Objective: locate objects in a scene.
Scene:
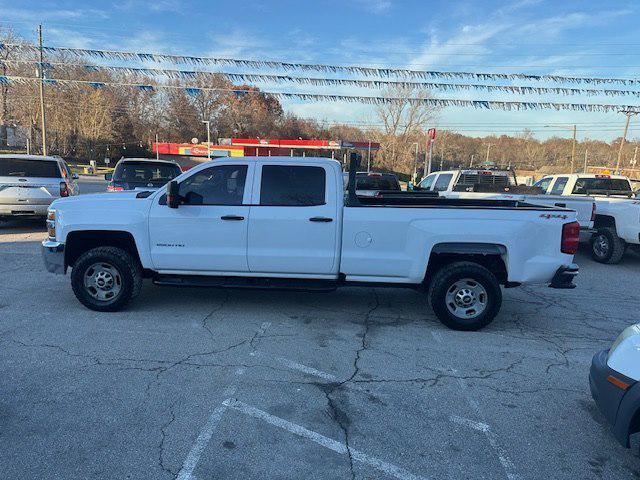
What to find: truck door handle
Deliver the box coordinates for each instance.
[554,203,566,208]
[220,215,245,221]
[309,216,333,222]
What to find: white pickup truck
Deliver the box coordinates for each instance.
[415,169,596,232]
[42,156,580,331]
[534,173,640,264]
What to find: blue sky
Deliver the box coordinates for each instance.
[2,0,640,141]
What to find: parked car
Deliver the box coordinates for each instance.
[0,154,78,220]
[342,171,402,196]
[106,158,182,192]
[416,169,596,233]
[43,156,579,331]
[590,323,640,456]
[534,173,639,263]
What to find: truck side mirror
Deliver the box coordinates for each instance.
[167,180,180,209]
[104,173,112,181]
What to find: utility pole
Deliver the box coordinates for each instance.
[616,110,638,173]
[631,145,638,171]
[570,124,577,173]
[470,154,475,167]
[202,120,211,159]
[412,142,419,183]
[366,140,371,172]
[485,143,493,163]
[37,24,47,156]
[583,149,588,173]
[155,133,159,160]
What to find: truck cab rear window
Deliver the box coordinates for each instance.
[356,175,400,191]
[572,178,631,194]
[0,158,61,178]
[260,165,325,206]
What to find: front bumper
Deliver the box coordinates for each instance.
[42,240,66,274]
[590,349,640,453]
[549,263,578,289]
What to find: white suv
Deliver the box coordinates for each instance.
[0,154,79,220]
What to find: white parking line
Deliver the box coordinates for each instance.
[175,404,228,480]
[431,330,520,480]
[224,398,429,480]
[175,322,271,480]
[250,351,338,382]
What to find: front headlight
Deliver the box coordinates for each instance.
[47,209,56,240]
[608,323,640,361]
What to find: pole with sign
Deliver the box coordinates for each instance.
[424,128,436,177]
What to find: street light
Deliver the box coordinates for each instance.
[411,142,419,183]
[202,120,211,159]
[544,124,577,173]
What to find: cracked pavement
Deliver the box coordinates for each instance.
[1,209,640,479]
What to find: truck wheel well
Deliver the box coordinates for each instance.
[65,231,141,269]
[424,252,508,286]
[593,214,616,230]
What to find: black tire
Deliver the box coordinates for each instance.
[590,227,625,264]
[71,246,142,312]
[429,261,502,331]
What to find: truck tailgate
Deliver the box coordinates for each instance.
[521,194,594,230]
[0,177,61,205]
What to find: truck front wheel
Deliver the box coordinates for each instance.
[590,227,625,264]
[429,262,502,331]
[71,247,142,312]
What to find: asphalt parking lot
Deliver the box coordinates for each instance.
[1,177,639,479]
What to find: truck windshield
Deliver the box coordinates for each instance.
[572,178,631,194]
[113,161,181,183]
[0,158,61,178]
[356,175,400,190]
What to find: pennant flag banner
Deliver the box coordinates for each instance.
[2,60,640,98]
[2,75,640,113]
[3,43,640,87]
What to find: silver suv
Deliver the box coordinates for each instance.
[0,154,79,220]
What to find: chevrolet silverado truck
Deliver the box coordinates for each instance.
[534,173,639,264]
[415,168,596,232]
[42,156,580,331]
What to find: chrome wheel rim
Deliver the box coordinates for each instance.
[445,278,488,319]
[593,234,609,258]
[84,262,122,301]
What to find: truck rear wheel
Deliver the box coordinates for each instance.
[71,247,142,312]
[429,262,502,331]
[590,227,625,264]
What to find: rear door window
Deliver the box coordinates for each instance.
[0,158,62,178]
[549,177,569,195]
[433,173,454,192]
[260,165,326,206]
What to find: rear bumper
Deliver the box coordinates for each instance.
[0,204,50,217]
[590,349,640,453]
[41,240,66,274]
[549,263,578,289]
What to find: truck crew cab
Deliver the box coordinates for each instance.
[43,156,580,331]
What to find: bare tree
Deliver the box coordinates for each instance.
[374,86,438,173]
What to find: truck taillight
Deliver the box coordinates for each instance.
[107,184,124,192]
[561,221,580,254]
[60,182,69,197]
[590,203,596,222]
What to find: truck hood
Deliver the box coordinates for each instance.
[51,190,151,209]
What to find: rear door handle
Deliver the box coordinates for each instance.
[554,203,567,208]
[309,216,333,222]
[221,215,245,221]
